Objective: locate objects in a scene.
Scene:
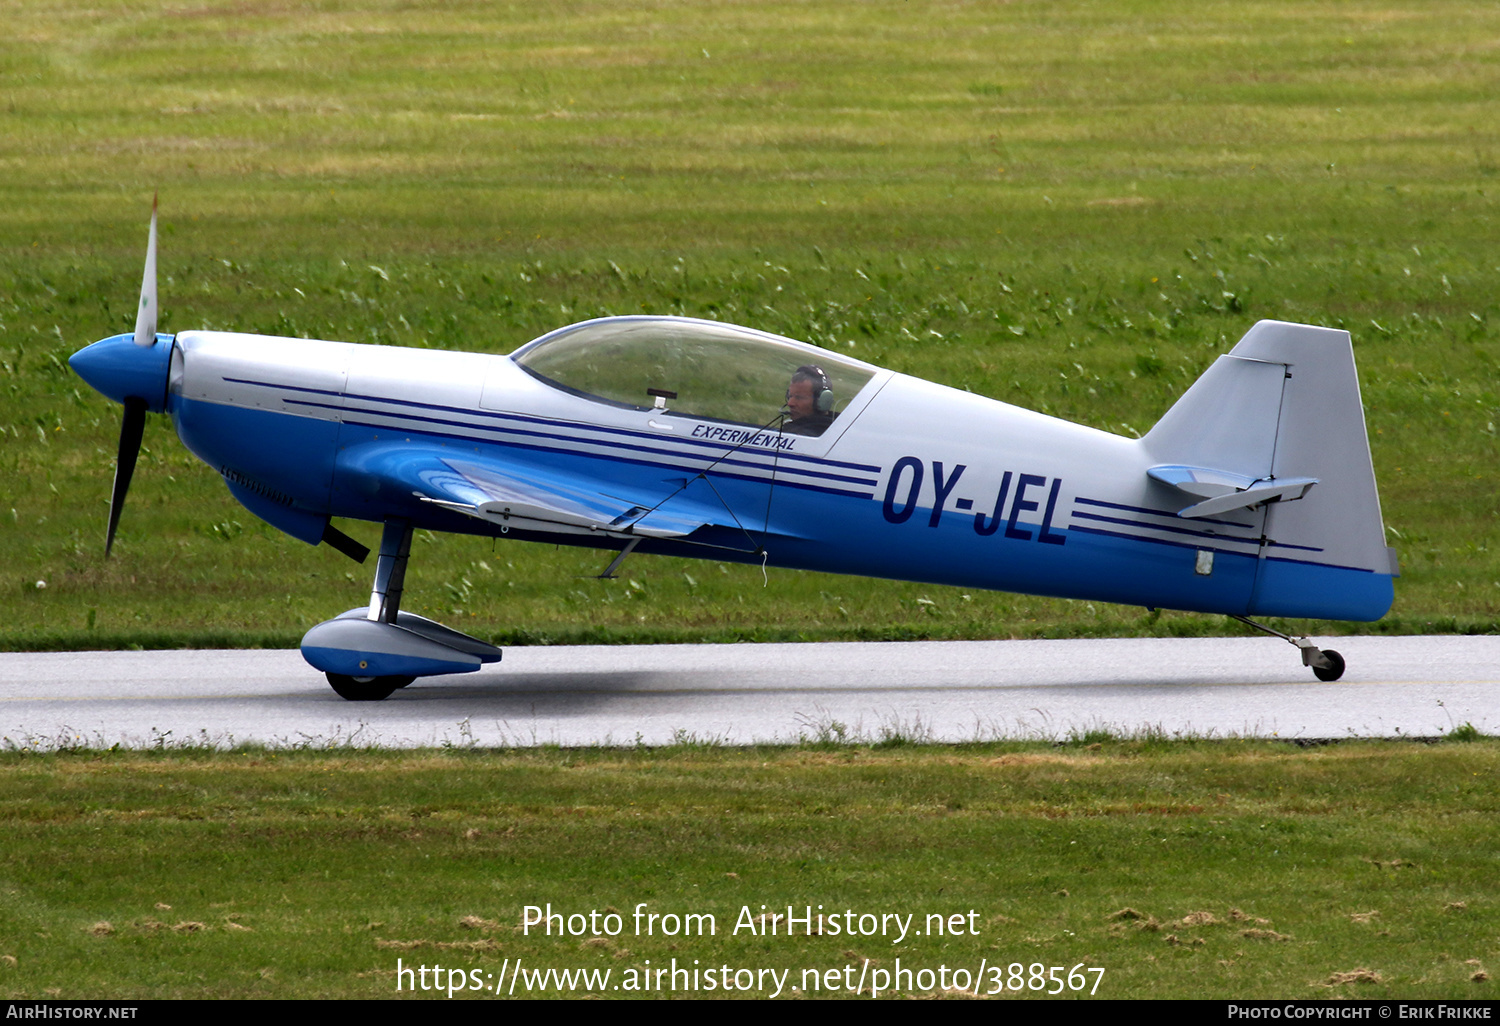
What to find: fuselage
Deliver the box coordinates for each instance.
[131,321,1391,622]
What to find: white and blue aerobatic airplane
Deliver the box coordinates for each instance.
[71,204,1397,699]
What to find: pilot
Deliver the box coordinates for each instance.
[783,364,836,436]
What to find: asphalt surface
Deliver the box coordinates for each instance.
[1,635,1495,748]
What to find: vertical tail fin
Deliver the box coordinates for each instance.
[1144,320,1395,620]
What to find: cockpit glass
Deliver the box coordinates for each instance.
[513,318,876,437]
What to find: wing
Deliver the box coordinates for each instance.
[340,443,740,539]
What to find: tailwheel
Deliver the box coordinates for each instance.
[1229,614,1349,682]
[1311,649,1345,682]
[326,672,414,701]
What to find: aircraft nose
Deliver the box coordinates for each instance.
[69,332,174,413]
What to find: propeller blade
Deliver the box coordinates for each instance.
[105,396,147,557]
[132,195,158,347]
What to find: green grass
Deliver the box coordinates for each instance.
[1,0,1497,648]
[1,740,1497,999]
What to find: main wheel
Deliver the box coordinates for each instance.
[1312,650,1345,682]
[325,672,414,701]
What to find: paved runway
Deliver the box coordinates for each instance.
[1,636,1495,748]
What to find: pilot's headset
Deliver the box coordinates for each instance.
[793,364,836,414]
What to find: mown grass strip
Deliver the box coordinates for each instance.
[0,740,1496,998]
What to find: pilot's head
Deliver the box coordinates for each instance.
[786,365,833,420]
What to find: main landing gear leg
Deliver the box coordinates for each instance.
[301,518,501,699]
[368,518,413,626]
[326,519,418,701]
[1229,614,1345,682]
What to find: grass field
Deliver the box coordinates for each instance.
[1,739,1497,999]
[1,0,1496,649]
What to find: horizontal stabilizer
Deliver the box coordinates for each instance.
[1148,464,1317,518]
[1147,464,1259,498]
[1175,477,1317,518]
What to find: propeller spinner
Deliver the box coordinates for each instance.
[69,197,174,556]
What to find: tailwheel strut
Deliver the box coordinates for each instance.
[1229,615,1345,682]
